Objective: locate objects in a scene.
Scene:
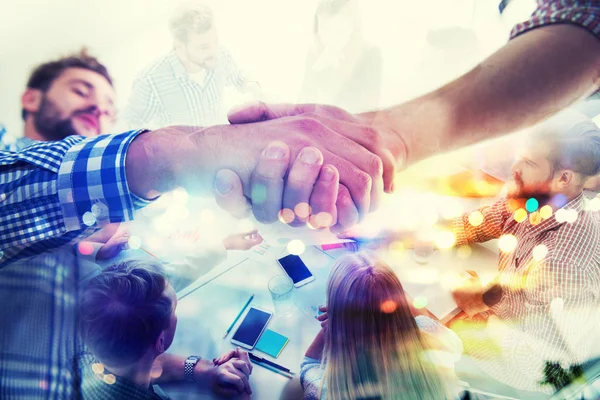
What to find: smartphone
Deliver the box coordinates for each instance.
[231,306,272,349]
[277,254,315,288]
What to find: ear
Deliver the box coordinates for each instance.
[21,88,42,115]
[557,170,575,187]
[155,331,166,354]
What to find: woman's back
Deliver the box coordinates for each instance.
[300,254,460,400]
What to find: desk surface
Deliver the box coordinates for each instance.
[164,239,499,399]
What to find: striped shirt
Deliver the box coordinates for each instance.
[452,194,600,392]
[122,49,246,129]
[0,130,150,399]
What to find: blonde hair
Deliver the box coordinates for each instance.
[169,1,214,42]
[322,253,454,399]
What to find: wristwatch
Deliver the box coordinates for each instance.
[184,355,202,382]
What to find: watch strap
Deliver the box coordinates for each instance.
[184,355,201,382]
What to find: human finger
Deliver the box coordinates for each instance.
[250,141,291,223]
[214,169,252,219]
[308,165,339,229]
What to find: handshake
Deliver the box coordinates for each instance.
[200,102,409,233]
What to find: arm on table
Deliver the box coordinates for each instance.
[458,261,598,391]
[152,352,252,397]
[451,199,512,247]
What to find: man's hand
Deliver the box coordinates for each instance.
[214,142,357,233]
[451,270,490,318]
[197,349,252,397]
[222,230,263,251]
[95,229,131,261]
[228,102,402,196]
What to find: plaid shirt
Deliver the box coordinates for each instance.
[0,130,150,399]
[510,0,600,40]
[122,49,246,129]
[453,194,600,392]
[79,353,170,400]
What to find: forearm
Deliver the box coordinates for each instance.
[126,125,253,200]
[151,353,215,386]
[376,24,600,165]
[305,329,326,360]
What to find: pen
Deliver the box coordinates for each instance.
[321,241,359,252]
[222,294,254,339]
[249,353,294,378]
[249,352,293,373]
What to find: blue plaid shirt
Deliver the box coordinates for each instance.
[0,130,150,399]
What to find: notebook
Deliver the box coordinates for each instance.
[255,329,289,358]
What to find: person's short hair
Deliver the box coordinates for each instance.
[530,112,600,179]
[80,259,172,366]
[22,49,112,121]
[169,1,214,43]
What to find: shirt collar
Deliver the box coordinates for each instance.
[527,192,586,235]
[167,51,188,79]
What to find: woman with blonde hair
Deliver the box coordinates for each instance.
[300,253,462,399]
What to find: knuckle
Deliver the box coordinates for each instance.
[355,170,372,189]
[365,154,384,177]
[363,126,380,144]
[295,117,323,133]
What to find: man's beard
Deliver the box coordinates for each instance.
[33,95,81,141]
[506,177,553,210]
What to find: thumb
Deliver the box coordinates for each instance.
[214,169,251,219]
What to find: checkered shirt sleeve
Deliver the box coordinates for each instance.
[452,199,511,246]
[510,0,600,41]
[0,130,151,265]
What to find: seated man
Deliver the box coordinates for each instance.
[450,114,600,392]
[79,259,253,399]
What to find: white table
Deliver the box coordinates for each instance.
[163,237,499,399]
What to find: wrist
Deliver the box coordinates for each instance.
[192,359,215,387]
[371,93,455,166]
[464,300,490,318]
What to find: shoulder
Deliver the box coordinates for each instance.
[547,211,600,266]
[300,357,324,400]
[135,54,174,80]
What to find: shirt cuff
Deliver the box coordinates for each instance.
[57,130,150,231]
[510,4,600,42]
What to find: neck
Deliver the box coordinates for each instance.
[174,47,203,74]
[554,190,581,210]
[23,118,48,141]
[103,352,156,389]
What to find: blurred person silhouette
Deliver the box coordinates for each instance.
[299,0,382,114]
[301,253,462,400]
[123,0,261,129]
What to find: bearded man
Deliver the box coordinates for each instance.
[450,113,600,393]
[0,49,115,151]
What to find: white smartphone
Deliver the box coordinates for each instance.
[230,306,273,350]
[277,254,315,288]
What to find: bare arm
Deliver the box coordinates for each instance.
[229,25,600,179]
[305,329,326,360]
[373,24,600,165]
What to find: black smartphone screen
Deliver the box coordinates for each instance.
[232,307,271,347]
[278,254,313,284]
